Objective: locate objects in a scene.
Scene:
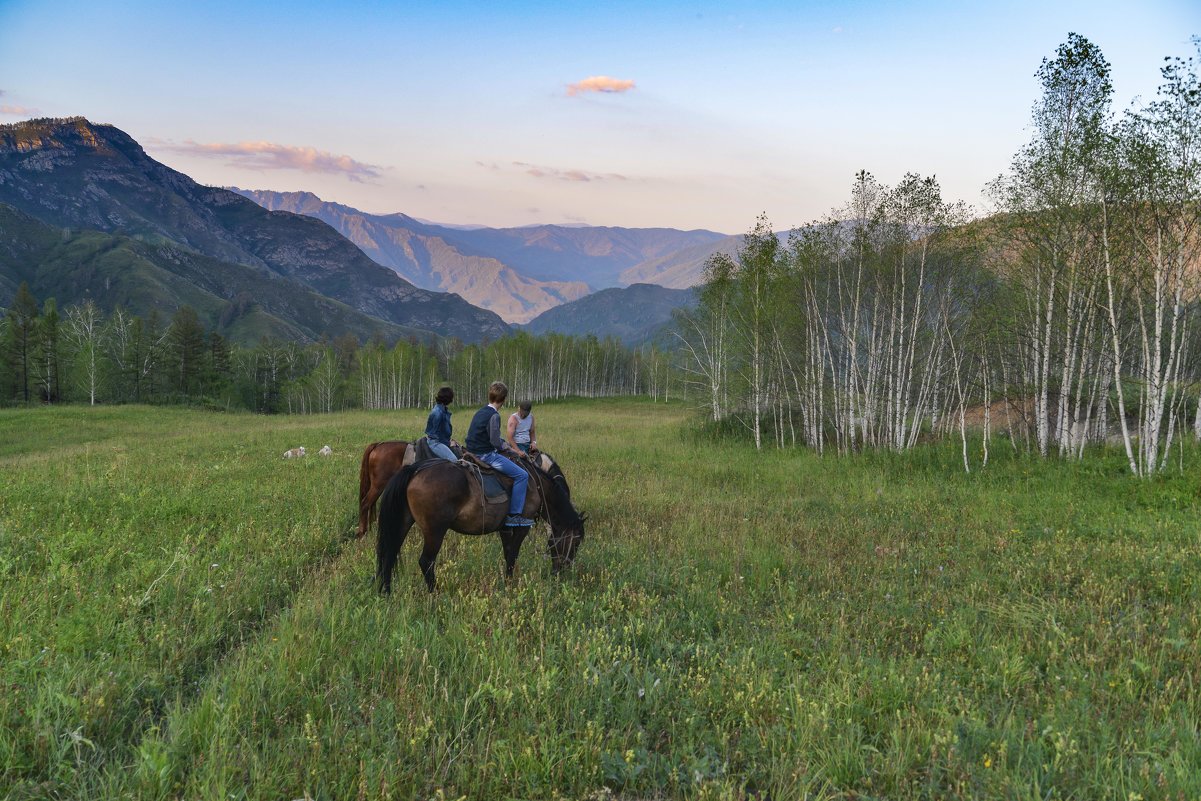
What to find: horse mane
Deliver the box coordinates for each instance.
[531,454,583,529]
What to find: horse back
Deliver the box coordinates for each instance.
[408,460,541,536]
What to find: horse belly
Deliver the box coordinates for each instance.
[450,502,508,536]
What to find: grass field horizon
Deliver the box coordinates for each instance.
[2,399,1199,799]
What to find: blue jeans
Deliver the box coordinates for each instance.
[479,451,528,516]
[516,442,531,454]
[428,440,456,462]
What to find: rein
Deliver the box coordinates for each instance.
[529,458,550,528]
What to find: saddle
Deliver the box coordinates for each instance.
[404,438,525,505]
[458,452,524,504]
[403,436,464,466]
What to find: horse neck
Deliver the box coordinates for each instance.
[539,475,578,529]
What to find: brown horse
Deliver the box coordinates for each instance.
[357,441,409,537]
[375,452,585,593]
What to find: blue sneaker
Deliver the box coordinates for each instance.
[504,514,535,527]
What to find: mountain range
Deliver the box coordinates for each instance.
[234,189,730,322]
[0,118,508,342]
[232,190,591,324]
[0,117,735,344]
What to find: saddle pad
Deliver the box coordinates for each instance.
[480,472,509,503]
[408,436,464,465]
[412,436,436,462]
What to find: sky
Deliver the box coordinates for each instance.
[0,0,1197,233]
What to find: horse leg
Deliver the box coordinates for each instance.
[499,526,529,580]
[358,482,382,538]
[418,527,448,593]
[357,443,379,538]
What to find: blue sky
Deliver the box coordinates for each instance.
[1,0,1197,231]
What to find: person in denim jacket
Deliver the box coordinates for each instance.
[425,386,457,462]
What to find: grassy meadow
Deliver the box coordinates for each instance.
[1,399,1199,800]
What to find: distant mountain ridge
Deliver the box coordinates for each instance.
[233,188,734,293]
[433,223,728,288]
[233,189,591,324]
[0,117,508,342]
[523,283,698,345]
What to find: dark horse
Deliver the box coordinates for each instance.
[357,441,409,537]
[375,452,585,593]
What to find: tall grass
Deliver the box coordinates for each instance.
[1,399,1198,799]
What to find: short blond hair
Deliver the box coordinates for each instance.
[488,381,509,404]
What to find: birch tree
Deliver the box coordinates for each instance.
[63,300,107,405]
[1103,38,1201,474]
[989,33,1113,457]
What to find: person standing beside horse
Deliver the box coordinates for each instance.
[465,381,534,527]
[425,386,458,462]
[506,400,537,454]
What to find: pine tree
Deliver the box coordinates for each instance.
[168,306,208,397]
[33,299,62,403]
[7,283,39,403]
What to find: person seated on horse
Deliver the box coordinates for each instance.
[465,381,534,527]
[425,386,457,462]
[507,400,537,454]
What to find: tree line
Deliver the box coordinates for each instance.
[0,286,679,413]
[675,34,1201,475]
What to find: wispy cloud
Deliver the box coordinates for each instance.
[566,75,636,97]
[512,161,628,182]
[157,139,382,182]
[1,104,41,116]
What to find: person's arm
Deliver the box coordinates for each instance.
[488,413,516,455]
[506,413,519,450]
[529,417,537,450]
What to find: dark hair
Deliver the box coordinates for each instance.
[488,381,509,404]
[435,386,454,405]
[518,400,532,412]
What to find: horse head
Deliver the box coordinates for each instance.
[534,452,584,572]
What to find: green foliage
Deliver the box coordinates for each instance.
[0,202,422,347]
[1,400,1199,798]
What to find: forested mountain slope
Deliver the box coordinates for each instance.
[523,283,697,345]
[0,118,508,341]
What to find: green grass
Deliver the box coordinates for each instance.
[1,399,1199,799]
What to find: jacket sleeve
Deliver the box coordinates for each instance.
[487,413,507,451]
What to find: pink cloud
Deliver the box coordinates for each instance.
[159,139,382,182]
[566,75,636,97]
[1,105,41,116]
[511,161,628,182]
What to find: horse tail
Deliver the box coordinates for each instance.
[376,463,418,593]
[358,442,379,514]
